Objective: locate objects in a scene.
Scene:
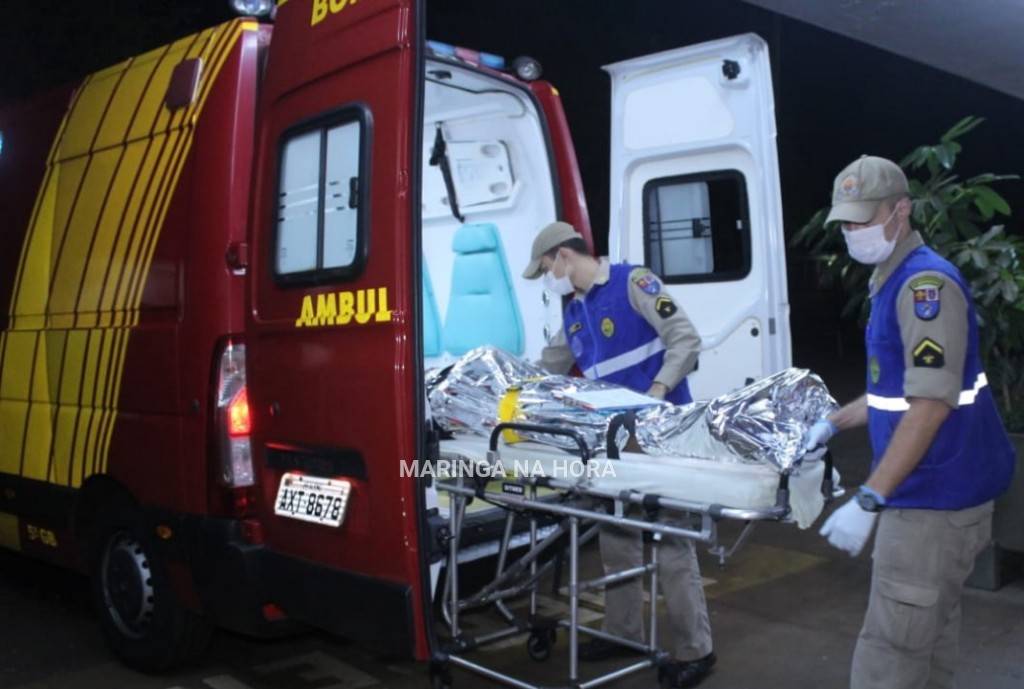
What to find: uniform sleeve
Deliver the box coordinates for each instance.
[534,327,575,375]
[625,268,701,391]
[896,270,969,408]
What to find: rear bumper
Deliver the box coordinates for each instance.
[165,512,416,656]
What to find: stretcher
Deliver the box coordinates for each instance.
[430,420,839,689]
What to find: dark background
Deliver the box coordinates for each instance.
[3,0,1023,368]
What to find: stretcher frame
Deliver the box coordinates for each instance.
[430,421,836,689]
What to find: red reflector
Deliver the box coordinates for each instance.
[262,603,287,621]
[232,486,255,519]
[241,518,264,544]
[228,387,251,436]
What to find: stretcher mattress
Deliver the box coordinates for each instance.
[439,436,836,529]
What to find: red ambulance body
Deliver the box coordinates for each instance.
[0,0,790,672]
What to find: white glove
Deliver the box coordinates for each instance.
[804,418,838,452]
[819,499,878,557]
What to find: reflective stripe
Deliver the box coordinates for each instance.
[582,337,665,379]
[867,373,989,412]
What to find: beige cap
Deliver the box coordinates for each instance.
[522,221,582,279]
[825,155,909,224]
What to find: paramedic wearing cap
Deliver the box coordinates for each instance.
[807,156,1015,688]
[523,221,715,689]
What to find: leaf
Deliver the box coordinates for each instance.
[1001,280,1020,303]
[934,142,957,169]
[972,186,1012,218]
[939,116,984,142]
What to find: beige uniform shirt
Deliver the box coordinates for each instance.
[870,231,968,408]
[536,259,701,393]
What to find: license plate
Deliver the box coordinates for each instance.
[274,473,351,527]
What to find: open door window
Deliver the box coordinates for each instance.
[643,170,751,283]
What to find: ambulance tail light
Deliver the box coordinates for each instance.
[214,342,255,489]
[228,387,251,437]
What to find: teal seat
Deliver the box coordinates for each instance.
[422,256,442,357]
[442,223,524,355]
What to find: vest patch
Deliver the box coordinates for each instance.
[630,268,661,295]
[601,317,615,338]
[870,356,881,384]
[913,338,945,368]
[655,296,677,319]
[909,275,943,321]
[568,321,582,335]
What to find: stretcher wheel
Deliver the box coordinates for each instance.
[430,662,453,689]
[526,629,555,661]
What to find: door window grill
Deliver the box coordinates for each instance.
[642,171,750,283]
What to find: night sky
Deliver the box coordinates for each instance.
[3,0,1023,347]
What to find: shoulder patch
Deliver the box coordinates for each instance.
[908,275,944,321]
[655,296,677,319]
[568,321,582,335]
[912,337,945,368]
[630,267,661,295]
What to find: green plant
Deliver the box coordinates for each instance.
[791,116,1024,430]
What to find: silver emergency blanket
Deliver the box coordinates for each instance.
[634,367,838,472]
[427,346,838,473]
[426,347,637,452]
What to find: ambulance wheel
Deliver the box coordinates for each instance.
[527,630,554,661]
[88,504,212,672]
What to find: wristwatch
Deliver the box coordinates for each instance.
[855,485,887,513]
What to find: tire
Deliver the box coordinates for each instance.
[526,630,553,661]
[88,504,212,673]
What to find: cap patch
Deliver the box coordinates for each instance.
[838,174,860,199]
[630,267,661,295]
[655,296,677,319]
[908,276,944,321]
[913,338,945,368]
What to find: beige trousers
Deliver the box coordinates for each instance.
[851,501,993,689]
[598,508,713,662]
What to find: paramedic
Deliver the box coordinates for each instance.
[806,155,1015,689]
[522,221,715,689]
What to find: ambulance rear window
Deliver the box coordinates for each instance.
[641,170,750,283]
[274,111,367,282]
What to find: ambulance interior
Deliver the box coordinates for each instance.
[420,55,561,371]
[418,54,570,563]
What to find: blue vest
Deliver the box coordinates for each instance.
[866,245,1015,509]
[564,264,692,405]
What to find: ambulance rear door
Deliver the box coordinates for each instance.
[244,0,432,658]
[605,33,791,398]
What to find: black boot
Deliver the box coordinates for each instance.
[658,651,716,689]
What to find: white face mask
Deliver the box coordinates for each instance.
[543,254,575,296]
[842,205,900,265]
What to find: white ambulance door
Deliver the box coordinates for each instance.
[604,33,791,399]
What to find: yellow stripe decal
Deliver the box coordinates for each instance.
[0,20,252,486]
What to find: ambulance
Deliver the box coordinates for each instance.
[0,0,789,672]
